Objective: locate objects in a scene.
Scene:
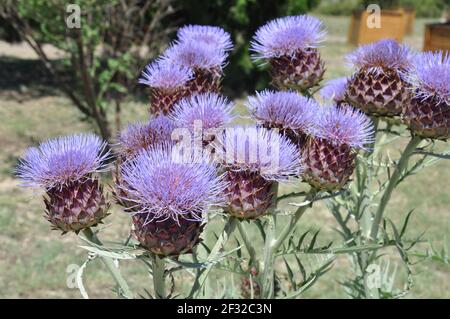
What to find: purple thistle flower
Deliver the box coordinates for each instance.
[311,105,374,149]
[214,126,302,181]
[346,39,413,74]
[161,41,227,70]
[319,77,348,103]
[170,93,234,131]
[17,133,109,190]
[117,115,176,158]
[406,51,450,104]
[246,90,317,134]
[177,25,233,52]
[138,60,193,90]
[250,15,326,61]
[119,144,226,222]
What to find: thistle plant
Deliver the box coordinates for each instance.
[16,16,449,300]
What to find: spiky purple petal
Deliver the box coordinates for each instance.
[346,39,413,74]
[177,25,233,52]
[319,77,348,103]
[406,51,450,104]
[161,41,227,70]
[17,134,109,189]
[138,60,193,90]
[246,90,317,133]
[214,126,302,181]
[117,115,176,158]
[311,105,374,149]
[119,144,226,222]
[250,15,326,60]
[170,93,234,131]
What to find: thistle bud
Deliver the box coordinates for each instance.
[250,15,326,91]
[139,60,193,115]
[302,105,374,191]
[215,127,302,219]
[118,144,226,256]
[16,134,110,233]
[161,41,228,95]
[345,39,413,117]
[403,51,450,140]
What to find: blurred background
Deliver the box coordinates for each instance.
[0,0,448,298]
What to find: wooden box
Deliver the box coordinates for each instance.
[403,8,416,35]
[348,10,407,45]
[423,23,450,52]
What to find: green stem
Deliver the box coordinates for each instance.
[260,186,316,298]
[236,222,257,266]
[193,216,238,297]
[82,228,133,299]
[369,135,421,241]
[152,255,166,299]
[273,188,316,252]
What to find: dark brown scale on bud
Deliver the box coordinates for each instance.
[132,215,203,256]
[301,138,356,191]
[402,95,450,140]
[224,171,275,220]
[346,69,410,117]
[187,67,222,95]
[270,48,325,92]
[44,178,109,234]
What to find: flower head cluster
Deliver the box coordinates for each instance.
[246,90,317,134]
[319,77,348,103]
[117,115,175,158]
[214,126,302,181]
[177,25,233,52]
[250,15,326,60]
[170,93,234,131]
[17,134,109,190]
[161,41,227,70]
[119,144,226,222]
[138,60,193,91]
[346,39,413,75]
[311,105,374,149]
[406,51,450,103]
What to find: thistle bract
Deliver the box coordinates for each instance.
[346,39,413,117]
[246,90,317,144]
[16,134,110,233]
[402,51,450,139]
[302,105,374,191]
[177,25,233,52]
[215,126,302,219]
[139,60,193,115]
[118,144,226,255]
[250,15,326,91]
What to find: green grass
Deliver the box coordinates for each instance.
[0,15,448,298]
